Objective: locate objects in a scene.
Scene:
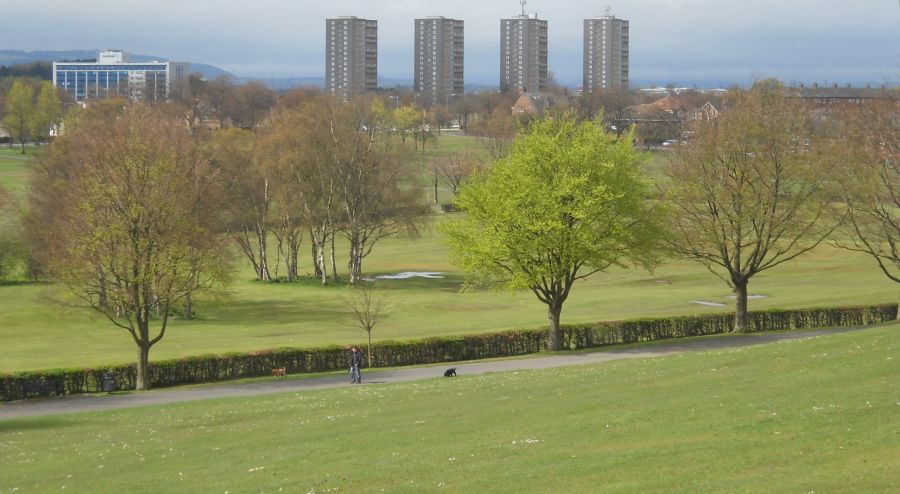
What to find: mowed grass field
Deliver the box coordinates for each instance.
[0,147,33,198]
[0,138,896,372]
[2,324,897,493]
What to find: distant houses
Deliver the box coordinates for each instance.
[511,91,545,117]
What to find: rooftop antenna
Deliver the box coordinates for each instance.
[520,0,527,16]
[605,6,612,17]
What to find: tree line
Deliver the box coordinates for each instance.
[445,81,899,349]
[0,76,896,388]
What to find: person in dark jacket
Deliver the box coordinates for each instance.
[349,347,362,384]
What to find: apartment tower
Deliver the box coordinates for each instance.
[583,13,629,92]
[414,17,464,106]
[326,16,378,100]
[500,3,548,93]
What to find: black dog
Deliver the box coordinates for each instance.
[444,368,457,377]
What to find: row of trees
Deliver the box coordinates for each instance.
[21,93,430,389]
[2,80,62,153]
[213,94,429,285]
[6,75,895,387]
[444,83,899,349]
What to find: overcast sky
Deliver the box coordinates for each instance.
[5,0,899,87]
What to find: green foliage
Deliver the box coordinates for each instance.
[3,80,34,152]
[2,303,892,401]
[392,104,421,145]
[445,116,660,291]
[442,114,663,348]
[29,81,61,142]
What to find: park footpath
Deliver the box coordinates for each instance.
[0,326,870,421]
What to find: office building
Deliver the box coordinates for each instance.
[414,17,464,106]
[583,14,629,92]
[326,16,378,100]
[53,50,188,103]
[500,8,548,93]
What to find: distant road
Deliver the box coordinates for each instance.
[0,326,873,421]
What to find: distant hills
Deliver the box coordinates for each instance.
[0,50,231,81]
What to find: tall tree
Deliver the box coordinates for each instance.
[32,104,230,390]
[441,114,662,350]
[392,105,420,147]
[832,92,900,309]
[3,80,34,154]
[471,110,517,161]
[332,101,429,285]
[224,81,278,130]
[30,81,61,144]
[581,87,635,135]
[211,128,273,281]
[433,152,482,202]
[665,83,841,332]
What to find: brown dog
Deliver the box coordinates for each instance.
[272,367,286,377]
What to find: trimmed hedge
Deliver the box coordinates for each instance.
[1,303,895,401]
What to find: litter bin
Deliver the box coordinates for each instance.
[101,372,116,393]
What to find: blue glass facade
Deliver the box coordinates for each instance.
[53,61,185,103]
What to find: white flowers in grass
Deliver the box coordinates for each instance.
[511,438,541,445]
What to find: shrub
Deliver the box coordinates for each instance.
[1,303,895,401]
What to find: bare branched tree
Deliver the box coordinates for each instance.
[832,92,900,312]
[344,286,387,368]
[665,83,842,332]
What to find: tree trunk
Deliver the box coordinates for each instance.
[348,241,363,285]
[287,228,300,282]
[256,224,271,281]
[367,330,373,368]
[733,278,749,333]
[184,292,193,320]
[330,233,338,284]
[433,173,439,204]
[135,344,151,391]
[311,240,322,279]
[547,302,563,351]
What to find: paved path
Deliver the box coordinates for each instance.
[0,326,872,421]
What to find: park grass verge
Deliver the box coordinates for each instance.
[1,323,897,493]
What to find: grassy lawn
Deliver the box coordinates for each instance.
[1,324,896,493]
[1,222,895,372]
[0,146,35,198]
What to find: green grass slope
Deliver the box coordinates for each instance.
[1,324,897,493]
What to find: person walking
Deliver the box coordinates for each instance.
[349,347,363,384]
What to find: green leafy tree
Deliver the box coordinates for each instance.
[441,114,662,350]
[3,80,34,154]
[392,105,420,147]
[30,81,61,144]
[32,104,231,390]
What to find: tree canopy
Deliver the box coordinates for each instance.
[665,86,840,332]
[30,104,231,390]
[442,114,661,350]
